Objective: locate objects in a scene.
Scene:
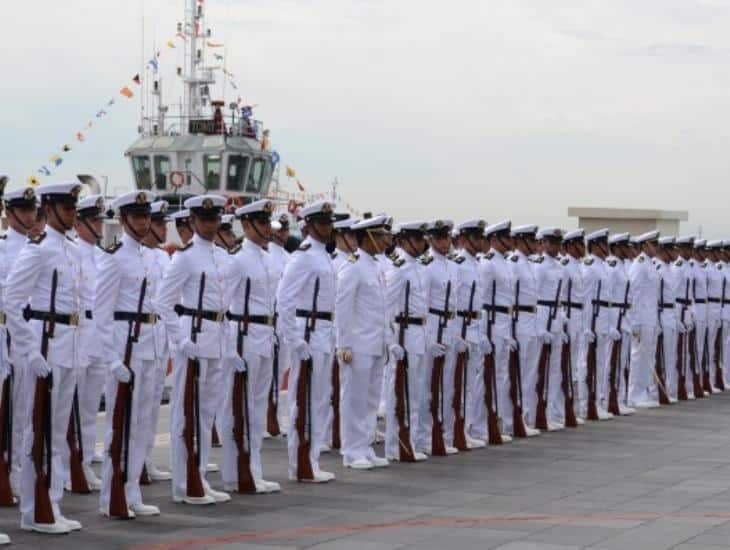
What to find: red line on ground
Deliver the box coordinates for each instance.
[128,511,730,550]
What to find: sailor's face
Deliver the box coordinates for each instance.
[151,219,167,242]
[430,233,451,256]
[8,205,38,233]
[50,202,77,231]
[123,211,151,239]
[192,214,220,241]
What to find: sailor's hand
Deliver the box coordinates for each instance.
[479,339,493,355]
[429,342,447,358]
[539,331,552,344]
[609,328,621,341]
[110,360,131,383]
[685,319,694,331]
[454,339,468,353]
[583,330,596,343]
[388,344,405,361]
[507,338,518,352]
[336,347,353,364]
[225,355,247,373]
[676,320,686,333]
[559,331,569,344]
[179,338,200,360]
[292,338,312,360]
[29,353,51,378]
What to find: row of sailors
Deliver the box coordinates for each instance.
[0,174,727,539]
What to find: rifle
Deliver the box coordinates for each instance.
[295,277,318,479]
[32,269,57,524]
[232,278,256,493]
[689,279,705,398]
[330,354,341,450]
[0,333,15,506]
[430,281,450,455]
[182,273,207,498]
[266,309,281,437]
[561,279,578,428]
[395,281,416,461]
[715,278,726,391]
[676,279,689,401]
[608,281,630,415]
[655,278,670,405]
[535,278,562,430]
[108,277,145,518]
[586,281,601,421]
[66,387,89,493]
[452,281,475,451]
[483,280,502,444]
[509,280,528,438]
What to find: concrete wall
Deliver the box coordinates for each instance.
[578,217,680,236]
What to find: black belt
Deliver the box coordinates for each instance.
[113,311,158,324]
[592,299,612,308]
[23,307,79,326]
[394,315,425,326]
[513,305,536,314]
[225,312,275,326]
[659,303,675,309]
[483,304,510,315]
[676,298,692,305]
[610,302,631,310]
[457,310,481,320]
[428,307,455,319]
[174,305,226,322]
[295,309,334,322]
[537,300,558,308]
[561,301,583,310]
[708,297,722,304]
[694,298,707,304]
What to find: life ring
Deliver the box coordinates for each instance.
[169,171,185,188]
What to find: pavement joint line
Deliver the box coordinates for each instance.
[126,512,730,550]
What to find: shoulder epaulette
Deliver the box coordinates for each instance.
[607,259,617,267]
[393,257,406,267]
[485,251,495,260]
[675,259,683,267]
[99,241,122,254]
[29,232,47,245]
[179,241,194,252]
[510,254,518,262]
[656,263,661,270]
[330,251,338,260]
[583,257,594,266]
[420,255,434,265]
[453,256,466,264]
[228,243,242,255]
[66,235,75,242]
[297,243,311,252]
[387,252,400,262]
[446,252,458,260]
[561,258,569,266]
[702,261,708,268]
[347,253,359,263]
[637,255,645,263]
[532,256,544,264]
[0,235,6,240]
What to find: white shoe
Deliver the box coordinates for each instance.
[597,409,614,420]
[687,393,696,400]
[465,436,486,449]
[445,445,459,454]
[415,447,432,456]
[99,506,136,518]
[344,458,373,470]
[21,521,71,534]
[634,401,659,409]
[575,417,586,425]
[147,464,172,481]
[525,427,541,437]
[370,456,389,468]
[320,443,331,454]
[173,494,216,505]
[92,451,104,464]
[129,503,160,516]
[263,431,272,439]
[413,451,428,461]
[58,516,82,531]
[0,533,9,545]
[83,466,102,490]
[259,479,281,492]
[206,463,220,473]
[290,469,334,483]
[205,487,231,503]
[668,397,678,404]
[547,422,564,431]
[711,386,721,393]
[618,405,636,415]
[499,434,513,443]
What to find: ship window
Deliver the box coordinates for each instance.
[132,156,152,190]
[154,156,171,190]
[245,158,265,193]
[226,155,250,191]
[204,155,221,190]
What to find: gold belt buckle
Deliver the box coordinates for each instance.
[148,313,158,325]
[69,313,80,326]
[0,312,5,325]
[215,311,225,323]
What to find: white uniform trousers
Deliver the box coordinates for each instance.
[516,331,538,427]
[493,337,513,435]
[617,337,631,408]
[577,334,610,417]
[9,364,26,493]
[694,322,707,396]
[663,328,679,400]
[723,321,730,385]
[629,326,659,405]
[414,353,434,451]
[19,365,75,526]
[546,334,565,424]
[465,343,487,440]
[442,348,457,445]
[99,358,156,509]
[385,352,424,459]
[287,349,333,478]
[169,355,224,500]
[221,352,273,485]
[706,321,719,390]
[340,353,384,463]
[144,357,168,467]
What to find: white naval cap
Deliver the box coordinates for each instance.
[271,220,282,231]
[562,228,584,243]
[235,198,274,220]
[76,194,105,219]
[694,238,707,249]
[333,217,359,232]
[706,239,723,249]
[220,214,235,228]
[427,219,454,234]
[585,228,610,242]
[150,200,170,221]
[171,209,191,223]
[394,221,428,235]
[511,224,538,237]
[111,190,156,213]
[676,235,695,245]
[457,218,487,235]
[300,200,334,222]
[0,173,8,197]
[4,186,37,208]
[451,228,459,239]
[274,212,291,228]
[484,220,511,237]
[636,230,660,243]
[184,194,226,216]
[608,232,630,245]
[352,214,391,233]
[37,181,82,204]
[536,227,563,240]
[658,236,675,246]
[723,240,730,249]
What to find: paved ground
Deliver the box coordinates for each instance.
[5,392,730,549]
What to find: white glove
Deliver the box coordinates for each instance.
[388,344,405,361]
[632,325,642,338]
[583,330,596,343]
[110,360,131,383]
[336,347,353,364]
[178,338,200,360]
[506,338,518,352]
[0,361,9,380]
[454,339,468,353]
[539,331,552,344]
[480,339,493,355]
[621,325,632,337]
[428,342,447,358]
[292,338,311,360]
[609,328,621,341]
[559,331,569,344]
[28,353,51,378]
[684,319,694,331]
[677,320,686,333]
[226,355,247,373]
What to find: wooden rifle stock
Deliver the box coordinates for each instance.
[676,332,688,400]
[483,351,502,444]
[452,281,475,451]
[715,324,725,391]
[395,281,416,461]
[607,341,621,415]
[655,332,670,405]
[0,364,15,506]
[701,328,713,394]
[139,464,150,485]
[430,280,450,455]
[586,339,600,421]
[296,277,319,480]
[266,341,281,437]
[560,338,578,427]
[330,358,341,450]
[688,329,704,398]
[534,343,550,431]
[66,389,90,493]
[508,346,527,438]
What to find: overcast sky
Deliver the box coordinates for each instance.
[4,0,730,236]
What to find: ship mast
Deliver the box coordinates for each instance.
[182,0,215,136]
